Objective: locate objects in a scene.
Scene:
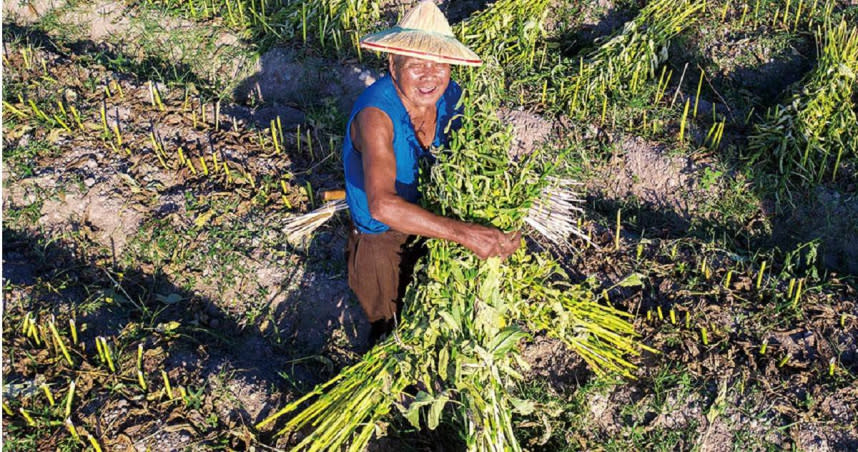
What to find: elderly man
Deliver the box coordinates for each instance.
[343,1,521,343]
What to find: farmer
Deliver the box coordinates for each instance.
[344,1,521,344]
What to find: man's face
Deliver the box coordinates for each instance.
[389,55,451,110]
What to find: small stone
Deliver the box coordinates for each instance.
[64,89,78,103]
[84,178,96,187]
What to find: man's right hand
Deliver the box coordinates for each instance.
[460,224,522,260]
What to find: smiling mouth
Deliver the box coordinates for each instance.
[418,87,437,95]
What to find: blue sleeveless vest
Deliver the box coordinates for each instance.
[343,75,462,234]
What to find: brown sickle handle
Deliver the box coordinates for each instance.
[321,189,346,201]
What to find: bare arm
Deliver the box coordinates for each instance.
[353,107,520,260]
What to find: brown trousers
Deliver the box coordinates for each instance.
[345,226,425,324]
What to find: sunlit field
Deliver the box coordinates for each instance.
[3,0,856,450]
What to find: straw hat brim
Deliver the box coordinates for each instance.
[360,27,482,67]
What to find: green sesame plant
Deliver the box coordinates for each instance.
[515,0,704,116]
[457,0,551,71]
[745,19,858,196]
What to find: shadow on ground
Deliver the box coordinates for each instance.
[1,222,365,449]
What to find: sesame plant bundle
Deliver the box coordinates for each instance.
[519,0,703,114]
[746,19,858,191]
[572,0,703,109]
[259,66,653,450]
[151,0,384,52]
[457,0,551,70]
[277,0,383,54]
[145,0,276,38]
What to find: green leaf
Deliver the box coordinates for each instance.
[404,403,421,429]
[509,397,536,415]
[427,394,449,430]
[499,362,524,380]
[489,327,526,356]
[438,311,460,332]
[617,272,646,287]
[478,257,502,302]
[438,347,449,381]
[402,391,434,429]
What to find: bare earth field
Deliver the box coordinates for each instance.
[3,0,857,451]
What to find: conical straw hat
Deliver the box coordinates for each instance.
[360,1,482,67]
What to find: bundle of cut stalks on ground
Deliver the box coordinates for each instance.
[577,0,703,96]
[516,0,704,114]
[457,0,550,69]
[746,19,858,191]
[278,0,383,54]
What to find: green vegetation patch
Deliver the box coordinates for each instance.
[746,19,858,196]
